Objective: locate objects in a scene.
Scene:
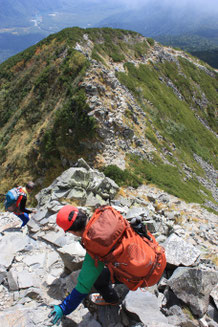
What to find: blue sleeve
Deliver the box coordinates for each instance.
[59,288,87,315]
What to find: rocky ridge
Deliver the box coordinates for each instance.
[0,159,217,327]
[76,35,184,167]
[72,34,217,210]
[0,29,217,215]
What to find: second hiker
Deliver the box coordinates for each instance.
[4,181,36,228]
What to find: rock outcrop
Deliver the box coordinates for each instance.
[0,159,217,327]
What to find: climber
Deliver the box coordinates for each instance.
[48,204,166,325]
[5,181,36,228]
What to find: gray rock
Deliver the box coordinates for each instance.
[91,176,119,199]
[210,285,218,309]
[0,305,51,327]
[27,218,40,232]
[47,213,57,224]
[124,290,169,325]
[158,194,171,203]
[63,270,81,294]
[7,269,19,291]
[167,305,198,327]
[165,211,176,220]
[67,187,87,200]
[164,234,201,266]
[57,167,91,189]
[0,241,15,268]
[125,207,150,220]
[57,242,86,271]
[17,270,39,289]
[46,200,63,212]
[77,158,91,170]
[208,321,218,327]
[85,192,106,207]
[156,235,168,244]
[32,209,48,222]
[0,233,30,268]
[23,253,46,267]
[51,189,69,199]
[68,304,102,326]
[92,303,122,327]
[147,194,157,203]
[46,252,62,268]
[0,265,6,284]
[35,160,119,214]
[41,230,65,247]
[146,220,159,233]
[168,267,218,317]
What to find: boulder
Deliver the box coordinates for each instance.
[0,305,51,327]
[57,242,86,271]
[123,290,170,325]
[7,268,39,291]
[41,230,66,247]
[168,267,218,317]
[0,233,31,268]
[164,234,201,266]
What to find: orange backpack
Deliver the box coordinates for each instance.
[82,206,166,291]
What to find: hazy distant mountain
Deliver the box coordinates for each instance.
[0,0,124,28]
[0,0,218,67]
[96,0,218,68]
[97,0,218,37]
[0,0,63,27]
[0,0,125,62]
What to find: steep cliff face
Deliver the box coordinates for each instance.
[0,27,217,211]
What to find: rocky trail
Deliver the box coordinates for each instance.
[0,159,217,327]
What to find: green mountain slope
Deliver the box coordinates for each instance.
[0,27,217,210]
[156,32,218,68]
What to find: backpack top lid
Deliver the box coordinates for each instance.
[82,206,128,257]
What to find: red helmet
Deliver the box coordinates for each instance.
[56,205,79,231]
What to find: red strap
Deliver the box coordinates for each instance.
[16,195,23,208]
[107,263,115,284]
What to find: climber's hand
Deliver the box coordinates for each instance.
[48,305,63,326]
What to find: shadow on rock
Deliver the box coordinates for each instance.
[62,317,77,327]
[2,227,21,233]
[46,275,68,301]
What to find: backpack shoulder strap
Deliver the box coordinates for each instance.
[16,186,26,195]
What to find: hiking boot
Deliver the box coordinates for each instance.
[89,293,119,306]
